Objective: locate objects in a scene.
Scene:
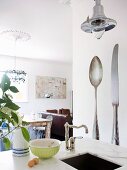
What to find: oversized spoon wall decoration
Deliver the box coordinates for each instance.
[89,56,103,140]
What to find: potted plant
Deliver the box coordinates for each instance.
[0,73,30,150]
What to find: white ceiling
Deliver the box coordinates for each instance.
[0,0,72,63]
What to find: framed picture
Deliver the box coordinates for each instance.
[35,76,66,99]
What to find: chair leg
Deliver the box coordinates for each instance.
[35,129,38,138]
[38,130,43,139]
[40,131,42,138]
[42,130,45,138]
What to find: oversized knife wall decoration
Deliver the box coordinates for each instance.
[111,44,120,145]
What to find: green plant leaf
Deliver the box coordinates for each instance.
[11,111,19,124]
[0,112,11,123]
[22,121,30,126]
[2,94,12,103]
[3,137,11,150]
[0,112,2,119]
[21,127,30,142]
[5,102,20,111]
[1,107,11,115]
[0,98,6,104]
[0,74,11,92]
[9,86,19,93]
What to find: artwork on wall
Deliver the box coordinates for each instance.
[35,76,66,99]
[88,44,120,146]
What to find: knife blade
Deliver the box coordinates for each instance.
[111,44,119,106]
[111,44,119,145]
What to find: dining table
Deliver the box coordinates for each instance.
[24,117,52,138]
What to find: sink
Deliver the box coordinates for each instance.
[61,153,121,170]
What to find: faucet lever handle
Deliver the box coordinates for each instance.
[69,136,83,151]
[74,136,83,139]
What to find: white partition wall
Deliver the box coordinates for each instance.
[72,0,127,147]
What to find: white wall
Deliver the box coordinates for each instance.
[0,56,72,115]
[72,0,127,147]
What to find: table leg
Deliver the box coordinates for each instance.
[45,121,52,138]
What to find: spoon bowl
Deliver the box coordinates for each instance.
[89,56,103,88]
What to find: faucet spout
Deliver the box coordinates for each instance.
[64,122,88,151]
[69,124,88,133]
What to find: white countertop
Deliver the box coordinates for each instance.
[1,138,127,170]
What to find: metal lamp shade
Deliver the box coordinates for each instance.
[81,0,117,39]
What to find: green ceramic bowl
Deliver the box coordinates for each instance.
[29,138,61,159]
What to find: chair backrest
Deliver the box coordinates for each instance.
[46,109,58,114]
[59,108,70,116]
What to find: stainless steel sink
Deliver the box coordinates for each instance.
[61,153,121,170]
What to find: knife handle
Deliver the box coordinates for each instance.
[111,105,119,145]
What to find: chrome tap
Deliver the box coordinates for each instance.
[64,122,88,151]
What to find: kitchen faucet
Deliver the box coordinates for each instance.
[64,122,88,151]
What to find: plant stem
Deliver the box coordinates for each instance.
[0,125,20,139]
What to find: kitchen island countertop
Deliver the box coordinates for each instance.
[0,138,127,170]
